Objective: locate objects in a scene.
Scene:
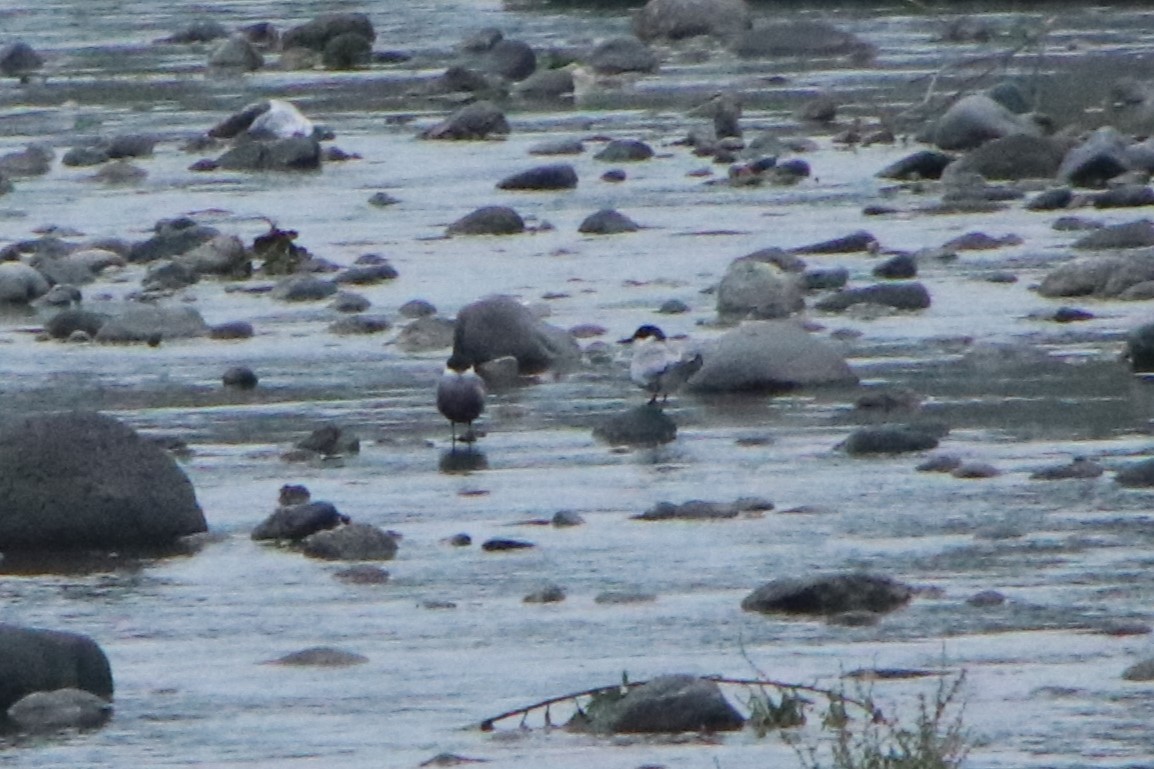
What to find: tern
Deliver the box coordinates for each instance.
[621,325,703,405]
[436,353,486,446]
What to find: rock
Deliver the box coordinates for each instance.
[270,274,337,302]
[482,38,536,81]
[368,191,400,207]
[335,261,398,285]
[163,20,229,44]
[732,20,873,60]
[741,573,912,616]
[216,136,322,172]
[95,305,210,343]
[301,523,399,561]
[804,267,849,291]
[594,139,654,162]
[552,510,585,527]
[330,315,391,335]
[873,253,917,279]
[322,33,372,70]
[209,100,319,141]
[1072,219,1154,250]
[334,565,390,585]
[966,590,1006,607]
[396,316,455,353]
[593,404,677,446]
[296,425,359,456]
[0,411,205,549]
[1059,126,1132,187]
[209,34,264,71]
[420,101,509,141]
[658,298,690,314]
[1037,251,1154,298]
[792,230,877,255]
[633,499,761,521]
[1026,187,1073,211]
[90,159,147,185]
[595,591,657,604]
[496,163,578,191]
[931,93,1041,151]
[876,150,954,181]
[45,309,109,340]
[917,454,962,473]
[1115,458,1154,488]
[0,142,54,176]
[1122,658,1154,681]
[210,321,254,340]
[7,688,112,732]
[0,41,44,78]
[578,208,639,234]
[515,68,575,99]
[63,146,110,167]
[815,281,932,313]
[840,423,946,455]
[330,292,371,313]
[587,36,658,74]
[129,218,220,263]
[1129,322,1154,373]
[716,259,804,319]
[452,295,580,374]
[482,538,535,552]
[572,674,744,734]
[1095,185,1154,209]
[0,262,50,303]
[798,94,837,124]
[523,584,566,603]
[252,501,348,542]
[222,366,258,389]
[951,462,1000,479]
[0,625,113,712]
[633,0,750,42]
[687,320,857,393]
[1032,456,1105,480]
[282,12,375,52]
[446,206,525,236]
[177,234,251,277]
[267,647,368,666]
[948,133,1065,180]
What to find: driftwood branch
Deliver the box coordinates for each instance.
[477,675,880,732]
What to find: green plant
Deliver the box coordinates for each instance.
[786,672,970,769]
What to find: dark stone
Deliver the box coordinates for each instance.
[496,163,578,191]
[481,537,535,552]
[7,687,112,731]
[1073,219,1154,250]
[452,295,580,374]
[368,191,400,207]
[45,309,109,340]
[62,146,110,167]
[741,573,913,616]
[803,267,849,291]
[267,647,368,666]
[732,20,873,60]
[105,134,156,159]
[0,411,206,549]
[446,206,525,236]
[1095,185,1154,209]
[222,366,258,389]
[601,169,627,182]
[594,139,654,162]
[877,150,955,180]
[634,500,741,521]
[1129,322,1154,373]
[282,13,375,52]
[0,41,44,77]
[329,315,391,335]
[335,262,398,284]
[129,218,219,263]
[0,625,113,712]
[420,101,509,141]
[301,523,398,561]
[209,321,255,340]
[1026,188,1073,211]
[164,20,228,43]
[573,674,744,734]
[815,281,932,312]
[586,36,658,74]
[872,253,917,279]
[840,423,946,455]
[296,425,359,456]
[593,404,678,447]
[633,0,751,43]
[333,565,390,585]
[1118,457,1154,487]
[271,274,337,302]
[1052,306,1094,323]
[217,136,322,172]
[322,32,372,70]
[482,38,536,81]
[523,584,566,603]
[252,501,348,541]
[792,230,877,255]
[949,134,1064,180]
[578,208,639,234]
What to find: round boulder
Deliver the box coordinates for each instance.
[451,294,581,374]
[0,625,112,713]
[0,411,206,549]
[741,573,913,616]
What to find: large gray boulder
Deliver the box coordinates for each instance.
[686,321,857,393]
[1037,250,1154,298]
[452,295,581,375]
[632,0,751,42]
[282,12,374,52]
[1058,126,1132,188]
[572,674,744,734]
[931,93,1042,151]
[95,305,210,343]
[716,259,804,319]
[949,133,1065,180]
[420,101,510,140]
[0,411,206,549]
[0,262,50,303]
[0,625,113,712]
[741,573,913,616]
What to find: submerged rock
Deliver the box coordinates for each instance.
[593,404,678,446]
[266,646,368,666]
[7,688,112,732]
[742,573,913,616]
[0,625,114,711]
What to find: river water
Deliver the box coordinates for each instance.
[4,1,1154,767]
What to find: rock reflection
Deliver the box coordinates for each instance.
[439,447,488,474]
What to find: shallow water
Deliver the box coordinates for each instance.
[5,2,1154,768]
